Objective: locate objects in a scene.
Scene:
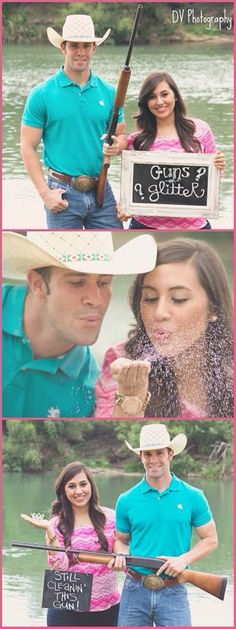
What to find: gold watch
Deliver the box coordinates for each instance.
[115,391,151,416]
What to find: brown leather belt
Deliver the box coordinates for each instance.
[48,168,98,192]
[127,568,179,591]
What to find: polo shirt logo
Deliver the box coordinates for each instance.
[99,100,105,107]
[60,253,112,262]
[177,503,183,510]
[47,406,61,418]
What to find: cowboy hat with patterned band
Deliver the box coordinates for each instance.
[125,424,187,456]
[3,231,157,281]
[47,15,110,49]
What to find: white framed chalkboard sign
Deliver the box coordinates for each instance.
[120,150,220,218]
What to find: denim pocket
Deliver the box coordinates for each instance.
[48,176,69,193]
[124,575,142,591]
[166,583,188,596]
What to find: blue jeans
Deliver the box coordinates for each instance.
[118,575,192,627]
[45,176,123,229]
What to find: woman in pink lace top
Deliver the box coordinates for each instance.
[95,238,233,419]
[21,462,125,626]
[103,72,225,230]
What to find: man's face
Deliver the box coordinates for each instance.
[62,41,96,76]
[32,267,112,348]
[140,448,173,483]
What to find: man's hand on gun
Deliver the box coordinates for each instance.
[156,554,188,577]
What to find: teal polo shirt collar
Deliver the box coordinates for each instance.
[141,473,181,496]
[3,284,89,379]
[23,344,88,378]
[56,67,98,89]
[3,284,27,338]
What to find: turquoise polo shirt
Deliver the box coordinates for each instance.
[22,68,124,176]
[116,474,212,574]
[2,285,100,418]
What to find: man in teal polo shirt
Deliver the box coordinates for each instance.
[20,14,125,229]
[2,231,157,418]
[115,423,218,626]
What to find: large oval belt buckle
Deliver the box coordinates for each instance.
[75,176,92,192]
[143,574,165,590]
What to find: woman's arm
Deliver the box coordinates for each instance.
[20,513,69,570]
[94,343,125,418]
[213,151,225,171]
[108,532,130,571]
[198,120,225,171]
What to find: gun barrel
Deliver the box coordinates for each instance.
[125,4,143,67]
[114,68,131,109]
[96,4,142,207]
[11,541,164,569]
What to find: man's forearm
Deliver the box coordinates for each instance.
[184,535,218,566]
[21,145,49,199]
[21,144,68,212]
[156,523,218,577]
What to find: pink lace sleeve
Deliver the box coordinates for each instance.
[202,126,217,153]
[127,133,136,149]
[195,119,217,153]
[94,342,125,418]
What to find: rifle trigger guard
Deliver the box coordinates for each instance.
[143,574,165,590]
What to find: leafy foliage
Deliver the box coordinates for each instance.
[3,419,232,477]
[3,3,233,44]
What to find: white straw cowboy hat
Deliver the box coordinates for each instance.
[47,15,110,48]
[3,231,157,281]
[125,424,187,456]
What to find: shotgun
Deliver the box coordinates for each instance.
[95,4,143,207]
[12,541,227,601]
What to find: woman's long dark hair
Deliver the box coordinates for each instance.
[133,72,201,153]
[50,462,108,550]
[125,238,233,418]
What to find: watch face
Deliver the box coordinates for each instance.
[122,396,143,415]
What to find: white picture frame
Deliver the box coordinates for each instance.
[120,150,220,218]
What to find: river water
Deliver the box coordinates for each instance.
[2,41,233,228]
[3,471,233,626]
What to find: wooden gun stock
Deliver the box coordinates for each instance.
[12,541,227,600]
[177,568,227,601]
[114,68,131,109]
[95,5,142,207]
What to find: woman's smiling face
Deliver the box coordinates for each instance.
[147,80,176,122]
[140,260,210,358]
[64,471,92,509]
